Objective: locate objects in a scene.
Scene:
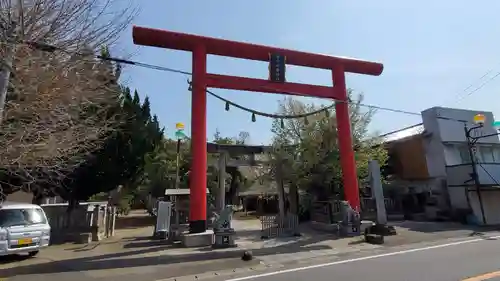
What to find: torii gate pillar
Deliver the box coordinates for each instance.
[133,26,384,233]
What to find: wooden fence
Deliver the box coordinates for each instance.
[41,202,116,244]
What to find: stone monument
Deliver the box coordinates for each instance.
[339,200,361,237]
[364,160,397,244]
[212,205,237,248]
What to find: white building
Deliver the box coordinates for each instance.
[423,107,500,224]
[385,106,500,225]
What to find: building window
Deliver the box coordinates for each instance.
[480,146,495,163]
[458,145,471,164]
[494,148,500,163]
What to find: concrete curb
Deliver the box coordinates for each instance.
[154,262,279,281]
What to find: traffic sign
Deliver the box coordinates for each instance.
[175,130,186,139]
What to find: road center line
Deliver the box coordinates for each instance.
[225,235,500,281]
[462,270,500,281]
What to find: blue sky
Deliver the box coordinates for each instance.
[117,0,500,144]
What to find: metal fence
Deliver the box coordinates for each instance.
[361,197,403,215]
[309,197,403,224]
[260,214,299,239]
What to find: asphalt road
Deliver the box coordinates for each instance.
[226,234,500,281]
[5,232,500,281]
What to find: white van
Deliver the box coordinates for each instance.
[0,202,51,257]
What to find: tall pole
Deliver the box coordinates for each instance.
[175,138,181,189]
[189,45,207,234]
[332,66,360,211]
[0,21,17,125]
[217,151,226,212]
[464,124,487,225]
[172,137,181,237]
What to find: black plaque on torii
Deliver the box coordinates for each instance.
[268,53,287,83]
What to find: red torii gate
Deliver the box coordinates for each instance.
[133,26,384,234]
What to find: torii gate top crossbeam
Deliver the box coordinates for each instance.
[132,26,384,76]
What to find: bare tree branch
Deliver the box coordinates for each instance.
[0,0,138,194]
[1,0,138,51]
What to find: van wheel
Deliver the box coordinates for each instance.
[28,251,39,257]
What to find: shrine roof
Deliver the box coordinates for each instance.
[207,142,272,154]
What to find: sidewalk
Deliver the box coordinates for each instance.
[0,218,372,281]
[1,217,495,281]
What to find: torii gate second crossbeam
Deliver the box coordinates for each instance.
[132,26,384,234]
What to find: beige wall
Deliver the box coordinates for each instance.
[387,135,430,180]
[4,191,63,204]
[6,191,33,203]
[469,190,500,225]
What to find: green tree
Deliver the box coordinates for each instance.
[60,79,163,205]
[141,138,191,198]
[269,91,388,201]
[135,129,252,211]
[213,129,249,145]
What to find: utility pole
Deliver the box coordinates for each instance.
[171,123,185,240]
[0,21,17,125]
[174,123,186,191]
[464,124,487,225]
[174,138,181,189]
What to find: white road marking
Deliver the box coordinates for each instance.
[462,270,500,281]
[225,234,500,281]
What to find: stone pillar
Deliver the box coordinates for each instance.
[217,152,227,213]
[369,160,387,225]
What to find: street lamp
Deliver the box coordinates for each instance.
[464,114,500,225]
[174,123,186,190]
[472,113,486,126]
[171,123,187,239]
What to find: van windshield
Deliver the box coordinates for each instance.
[0,208,47,227]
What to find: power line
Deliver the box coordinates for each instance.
[23,41,192,75]
[5,40,475,134]
[455,71,500,104]
[9,41,421,115]
[13,40,429,121]
[440,70,492,106]
[478,163,500,186]
[441,64,500,106]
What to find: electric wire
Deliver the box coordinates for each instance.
[19,40,422,121]
[3,41,425,118]
[454,72,500,105]
[89,46,500,110]
[478,163,500,186]
[441,61,500,106]
[6,35,500,210]
[2,40,485,136]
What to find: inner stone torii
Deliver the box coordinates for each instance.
[132,26,384,234]
[207,142,272,212]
